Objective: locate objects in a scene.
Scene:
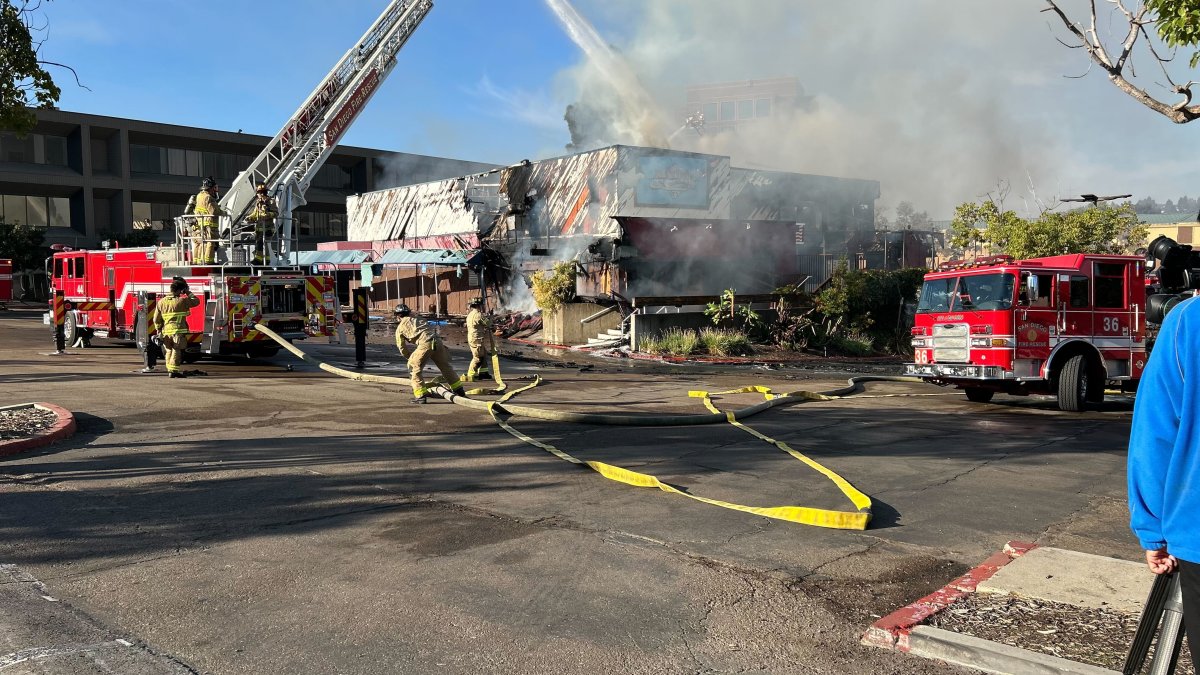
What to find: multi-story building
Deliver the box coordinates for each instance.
[0,108,496,250]
[680,77,813,134]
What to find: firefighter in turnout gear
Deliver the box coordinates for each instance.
[153,277,201,378]
[465,297,498,383]
[193,177,224,264]
[394,304,465,403]
[247,183,279,264]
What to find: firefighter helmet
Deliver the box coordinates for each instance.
[394,304,411,317]
[468,297,483,308]
[256,183,268,194]
[170,277,189,295]
[201,176,216,190]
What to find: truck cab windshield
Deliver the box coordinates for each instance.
[917,272,1015,312]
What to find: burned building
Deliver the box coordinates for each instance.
[343,145,879,314]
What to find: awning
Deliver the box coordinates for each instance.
[377,248,480,266]
[288,250,370,267]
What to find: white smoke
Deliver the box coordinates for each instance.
[547,0,1160,218]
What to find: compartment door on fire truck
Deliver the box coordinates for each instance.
[1092,261,1134,377]
[1058,272,1092,339]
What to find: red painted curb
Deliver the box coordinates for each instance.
[861,540,1038,652]
[0,403,77,457]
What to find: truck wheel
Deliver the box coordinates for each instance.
[964,387,994,403]
[182,351,203,364]
[1057,354,1088,412]
[247,346,280,359]
[62,312,79,347]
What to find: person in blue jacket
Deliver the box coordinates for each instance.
[1129,295,1200,657]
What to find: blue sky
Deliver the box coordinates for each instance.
[36,1,1200,217]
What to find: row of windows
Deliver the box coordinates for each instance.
[0,194,71,228]
[130,143,354,191]
[132,200,346,239]
[0,132,69,166]
[702,98,772,123]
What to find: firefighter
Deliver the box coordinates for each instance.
[193,177,224,265]
[465,297,498,383]
[246,183,279,264]
[394,303,465,403]
[153,277,201,378]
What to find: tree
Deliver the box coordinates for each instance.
[895,201,932,230]
[1135,196,1161,214]
[0,0,65,135]
[949,200,1147,259]
[0,219,47,271]
[1044,0,1200,123]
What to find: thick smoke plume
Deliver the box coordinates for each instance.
[548,0,1139,217]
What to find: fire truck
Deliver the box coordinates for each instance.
[45,0,433,361]
[904,253,1148,411]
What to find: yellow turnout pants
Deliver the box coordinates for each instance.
[408,339,461,397]
[161,334,188,373]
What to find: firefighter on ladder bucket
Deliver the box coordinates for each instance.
[153,277,201,379]
[192,177,224,264]
[393,303,465,404]
[247,183,279,264]
[465,297,498,384]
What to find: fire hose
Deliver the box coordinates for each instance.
[253,324,929,530]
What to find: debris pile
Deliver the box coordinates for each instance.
[493,312,542,339]
[0,407,57,440]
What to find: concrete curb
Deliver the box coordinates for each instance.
[907,626,1119,675]
[862,540,1037,652]
[0,402,77,458]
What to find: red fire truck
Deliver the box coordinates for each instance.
[46,245,337,359]
[41,0,434,362]
[0,258,12,307]
[905,253,1148,411]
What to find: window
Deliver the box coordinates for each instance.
[26,196,48,227]
[44,135,67,166]
[756,98,771,117]
[49,197,69,228]
[131,144,166,174]
[133,201,152,221]
[1019,272,1054,308]
[53,258,63,278]
[1179,226,1193,244]
[3,194,27,224]
[1094,263,1126,308]
[720,101,735,121]
[186,150,201,177]
[1069,275,1090,308]
[738,99,754,119]
[167,148,185,175]
[917,273,1016,312]
[703,102,718,121]
[70,257,84,278]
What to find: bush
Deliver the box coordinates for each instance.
[830,333,875,357]
[813,264,925,354]
[531,261,576,312]
[704,289,767,340]
[699,328,753,356]
[639,327,700,356]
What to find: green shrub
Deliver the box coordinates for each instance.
[640,328,700,356]
[531,261,576,312]
[830,333,875,357]
[699,328,753,356]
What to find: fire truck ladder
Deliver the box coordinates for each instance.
[210,0,434,266]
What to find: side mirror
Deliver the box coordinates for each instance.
[1026,274,1039,303]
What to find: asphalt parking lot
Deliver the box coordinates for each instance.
[0,308,1138,674]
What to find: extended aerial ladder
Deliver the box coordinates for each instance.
[174,0,433,268]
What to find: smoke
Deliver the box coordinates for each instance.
[374,153,497,190]
[548,0,1117,218]
[547,0,669,150]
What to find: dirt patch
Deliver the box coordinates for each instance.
[801,555,971,626]
[0,406,57,439]
[931,592,1194,673]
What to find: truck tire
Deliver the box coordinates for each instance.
[62,312,79,347]
[964,387,994,403]
[1057,354,1088,412]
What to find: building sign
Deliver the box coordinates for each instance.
[324,69,381,147]
[634,154,710,209]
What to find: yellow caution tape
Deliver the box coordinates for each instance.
[487,381,871,530]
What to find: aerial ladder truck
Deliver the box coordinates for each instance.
[47,0,433,360]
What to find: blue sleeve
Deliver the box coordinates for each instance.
[1128,302,1188,551]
